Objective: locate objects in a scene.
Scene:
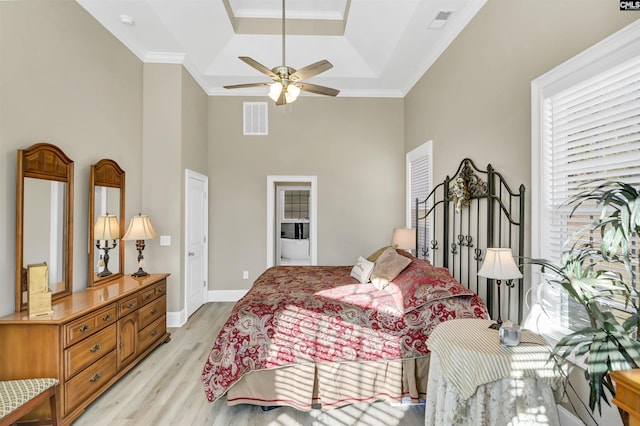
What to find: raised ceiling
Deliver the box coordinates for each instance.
[77,0,486,98]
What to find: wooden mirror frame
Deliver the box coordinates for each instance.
[16,143,74,312]
[88,159,125,287]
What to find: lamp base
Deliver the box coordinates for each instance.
[131,268,149,278]
[488,321,502,330]
[97,270,113,278]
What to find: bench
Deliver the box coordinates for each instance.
[0,378,59,425]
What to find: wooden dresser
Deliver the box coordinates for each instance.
[0,274,170,425]
[612,369,640,426]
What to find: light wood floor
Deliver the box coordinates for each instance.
[73,302,426,426]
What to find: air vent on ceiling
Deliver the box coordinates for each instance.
[429,10,453,29]
[243,102,268,135]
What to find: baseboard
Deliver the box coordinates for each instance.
[557,405,584,426]
[167,309,187,328]
[208,289,248,302]
[167,291,246,328]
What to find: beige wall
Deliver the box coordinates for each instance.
[0,0,144,316]
[142,63,183,313]
[0,2,210,317]
[406,0,637,199]
[404,1,638,424]
[209,97,404,290]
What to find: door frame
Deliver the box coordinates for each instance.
[266,176,317,268]
[184,169,209,319]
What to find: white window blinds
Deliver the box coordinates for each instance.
[538,53,640,331]
[407,142,432,259]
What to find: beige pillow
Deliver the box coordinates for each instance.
[350,256,375,283]
[367,246,392,262]
[370,247,412,290]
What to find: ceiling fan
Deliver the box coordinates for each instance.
[223,0,340,106]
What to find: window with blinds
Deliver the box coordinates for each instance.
[532,23,640,335]
[406,141,432,260]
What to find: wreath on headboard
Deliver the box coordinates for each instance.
[452,176,471,213]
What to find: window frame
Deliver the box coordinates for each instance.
[530,20,640,344]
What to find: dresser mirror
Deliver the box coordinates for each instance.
[88,159,125,287]
[16,143,74,312]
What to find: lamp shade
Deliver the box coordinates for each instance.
[391,227,416,251]
[122,213,158,241]
[94,214,120,240]
[478,248,522,280]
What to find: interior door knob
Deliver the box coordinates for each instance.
[188,251,195,256]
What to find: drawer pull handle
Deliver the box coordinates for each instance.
[157,287,164,293]
[90,343,101,353]
[127,302,135,309]
[79,324,91,333]
[145,294,152,300]
[102,314,112,321]
[151,329,158,337]
[89,372,102,382]
[151,308,158,315]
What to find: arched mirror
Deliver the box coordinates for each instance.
[16,143,74,312]
[89,159,125,286]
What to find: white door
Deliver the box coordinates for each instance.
[185,170,208,318]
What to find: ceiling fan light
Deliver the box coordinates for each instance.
[269,82,282,96]
[288,84,301,99]
[285,92,296,104]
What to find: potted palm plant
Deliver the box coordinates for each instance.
[530,181,640,420]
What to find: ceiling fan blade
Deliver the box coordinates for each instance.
[290,60,333,82]
[223,82,271,89]
[297,82,340,97]
[239,57,278,79]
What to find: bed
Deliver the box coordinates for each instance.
[201,158,526,410]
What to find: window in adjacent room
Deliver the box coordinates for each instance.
[406,141,432,260]
[531,21,640,340]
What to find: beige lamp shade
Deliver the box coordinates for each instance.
[391,227,416,251]
[94,214,120,240]
[122,214,158,241]
[478,248,522,280]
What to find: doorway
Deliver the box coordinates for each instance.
[276,185,311,265]
[185,169,208,318]
[266,176,317,268]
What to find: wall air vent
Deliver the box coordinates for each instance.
[243,102,268,135]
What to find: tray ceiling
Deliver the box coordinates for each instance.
[77,0,486,98]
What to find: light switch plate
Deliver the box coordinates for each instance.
[160,235,171,246]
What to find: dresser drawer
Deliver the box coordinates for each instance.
[65,350,117,415]
[138,295,166,330]
[64,325,117,380]
[138,279,166,306]
[118,295,138,317]
[138,315,166,353]
[64,304,117,347]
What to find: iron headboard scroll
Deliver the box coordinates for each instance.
[415,158,526,323]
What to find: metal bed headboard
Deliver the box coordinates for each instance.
[415,158,526,324]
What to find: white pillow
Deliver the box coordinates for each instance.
[350,256,375,283]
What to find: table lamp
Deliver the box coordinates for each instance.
[477,248,522,330]
[94,214,120,277]
[123,213,157,277]
[391,227,416,254]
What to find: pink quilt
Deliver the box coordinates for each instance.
[201,262,488,403]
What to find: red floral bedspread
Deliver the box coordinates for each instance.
[201,263,488,403]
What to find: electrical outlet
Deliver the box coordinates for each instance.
[242,271,249,280]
